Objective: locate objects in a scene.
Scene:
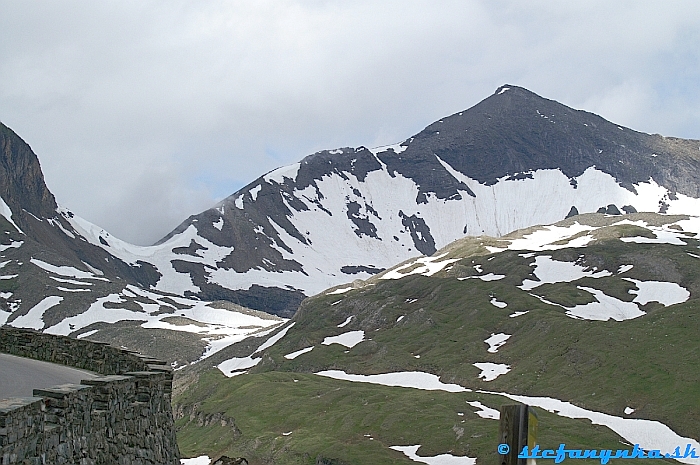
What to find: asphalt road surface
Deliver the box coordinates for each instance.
[0,353,98,399]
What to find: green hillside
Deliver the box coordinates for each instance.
[175,213,700,464]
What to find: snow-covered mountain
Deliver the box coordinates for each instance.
[116,85,700,315]
[2,85,700,325]
[0,122,285,366]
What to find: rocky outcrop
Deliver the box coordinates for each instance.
[212,456,249,465]
[173,403,241,436]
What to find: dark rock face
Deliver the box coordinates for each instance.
[399,210,436,256]
[315,456,349,465]
[0,124,57,219]
[0,123,161,289]
[346,200,380,238]
[597,204,623,215]
[409,85,700,197]
[173,239,209,256]
[340,265,385,275]
[213,457,249,465]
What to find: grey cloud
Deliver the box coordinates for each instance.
[1,1,700,244]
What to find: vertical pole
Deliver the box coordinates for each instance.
[498,404,526,465]
[499,404,538,465]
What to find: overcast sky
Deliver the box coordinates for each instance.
[1,1,699,245]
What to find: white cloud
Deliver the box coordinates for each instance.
[1,1,699,243]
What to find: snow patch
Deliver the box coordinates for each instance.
[624,279,690,306]
[213,217,224,231]
[0,241,22,252]
[618,264,634,274]
[466,401,500,420]
[30,258,104,280]
[620,231,686,245]
[381,254,460,280]
[506,223,597,251]
[50,277,92,286]
[519,255,611,290]
[489,297,507,308]
[369,143,407,155]
[390,445,476,465]
[329,287,353,295]
[460,273,505,282]
[473,362,510,381]
[76,330,99,339]
[565,287,645,321]
[48,218,76,238]
[284,346,314,359]
[484,333,511,353]
[42,289,282,361]
[180,456,211,465]
[218,356,261,376]
[11,296,63,330]
[264,163,301,184]
[57,287,91,293]
[0,196,24,234]
[537,277,689,321]
[256,322,295,353]
[337,316,353,327]
[509,311,529,318]
[321,330,365,348]
[316,370,469,392]
[213,322,294,376]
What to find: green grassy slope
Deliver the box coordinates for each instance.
[175,213,699,464]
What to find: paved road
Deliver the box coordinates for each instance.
[0,353,98,399]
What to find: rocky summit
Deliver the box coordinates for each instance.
[134,85,700,315]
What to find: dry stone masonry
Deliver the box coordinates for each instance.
[0,327,180,464]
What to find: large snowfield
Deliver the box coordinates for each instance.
[49,162,700,301]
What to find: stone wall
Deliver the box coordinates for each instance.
[0,327,154,375]
[0,327,180,465]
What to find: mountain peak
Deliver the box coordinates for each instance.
[0,122,58,222]
[493,84,523,95]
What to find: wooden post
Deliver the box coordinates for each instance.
[498,404,537,465]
